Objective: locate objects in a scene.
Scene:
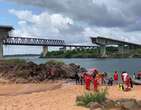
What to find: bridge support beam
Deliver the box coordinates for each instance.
[118,45,124,54]
[69,46,72,51]
[42,46,48,57]
[63,46,67,52]
[0,43,3,58]
[100,45,106,57]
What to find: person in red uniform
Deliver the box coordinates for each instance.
[93,77,99,91]
[84,74,92,90]
[114,71,118,84]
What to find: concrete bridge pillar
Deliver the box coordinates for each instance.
[42,46,48,57]
[100,45,106,57]
[69,46,72,51]
[63,46,67,52]
[118,45,124,54]
[0,43,3,58]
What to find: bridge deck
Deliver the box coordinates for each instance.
[91,36,141,47]
[3,37,96,48]
[3,37,65,46]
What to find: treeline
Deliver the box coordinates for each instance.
[41,47,141,58]
[42,48,100,58]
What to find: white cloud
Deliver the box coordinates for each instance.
[9,9,74,39]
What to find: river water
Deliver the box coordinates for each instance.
[5,56,141,75]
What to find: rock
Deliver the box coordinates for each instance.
[94,108,103,110]
[0,60,81,83]
[102,99,115,108]
[136,100,141,107]
[89,102,103,110]
[115,99,138,110]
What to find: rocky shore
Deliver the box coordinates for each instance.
[0,59,80,83]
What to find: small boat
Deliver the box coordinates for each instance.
[132,78,141,85]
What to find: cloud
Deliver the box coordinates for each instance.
[6,0,129,28]
[3,0,141,45]
[6,0,141,31]
[9,9,74,39]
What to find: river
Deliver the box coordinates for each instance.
[4,56,141,74]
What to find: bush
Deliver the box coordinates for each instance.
[76,88,107,107]
[46,60,64,65]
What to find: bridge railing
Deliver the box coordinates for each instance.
[3,37,65,46]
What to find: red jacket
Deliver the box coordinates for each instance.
[114,72,118,80]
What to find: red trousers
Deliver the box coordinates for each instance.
[93,79,98,91]
[85,80,90,90]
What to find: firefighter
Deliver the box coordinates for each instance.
[84,74,92,90]
[114,71,118,84]
[93,77,99,91]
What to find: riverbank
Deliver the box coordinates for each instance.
[0,81,141,110]
[41,48,141,58]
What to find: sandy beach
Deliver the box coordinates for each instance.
[0,81,140,110]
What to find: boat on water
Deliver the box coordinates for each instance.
[132,78,141,85]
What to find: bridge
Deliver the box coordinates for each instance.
[91,36,141,57]
[0,26,96,58]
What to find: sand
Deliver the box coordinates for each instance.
[0,81,140,110]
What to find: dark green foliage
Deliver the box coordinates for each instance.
[45,49,100,58]
[42,47,141,58]
[76,88,108,107]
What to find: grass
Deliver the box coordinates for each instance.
[1,59,26,64]
[76,88,108,107]
[46,60,64,65]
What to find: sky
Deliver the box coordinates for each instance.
[1,0,141,55]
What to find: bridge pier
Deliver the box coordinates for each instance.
[63,46,67,52]
[0,43,3,58]
[42,46,48,57]
[118,45,124,54]
[100,45,106,57]
[69,46,72,51]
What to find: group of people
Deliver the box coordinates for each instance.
[75,69,105,91]
[110,71,133,91]
[75,69,134,91]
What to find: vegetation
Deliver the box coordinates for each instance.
[42,47,141,58]
[43,48,100,58]
[76,88,108,107]
[46,60,64,65]
[1,59,26,64]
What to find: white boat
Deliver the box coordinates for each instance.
[132,78,141,85]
